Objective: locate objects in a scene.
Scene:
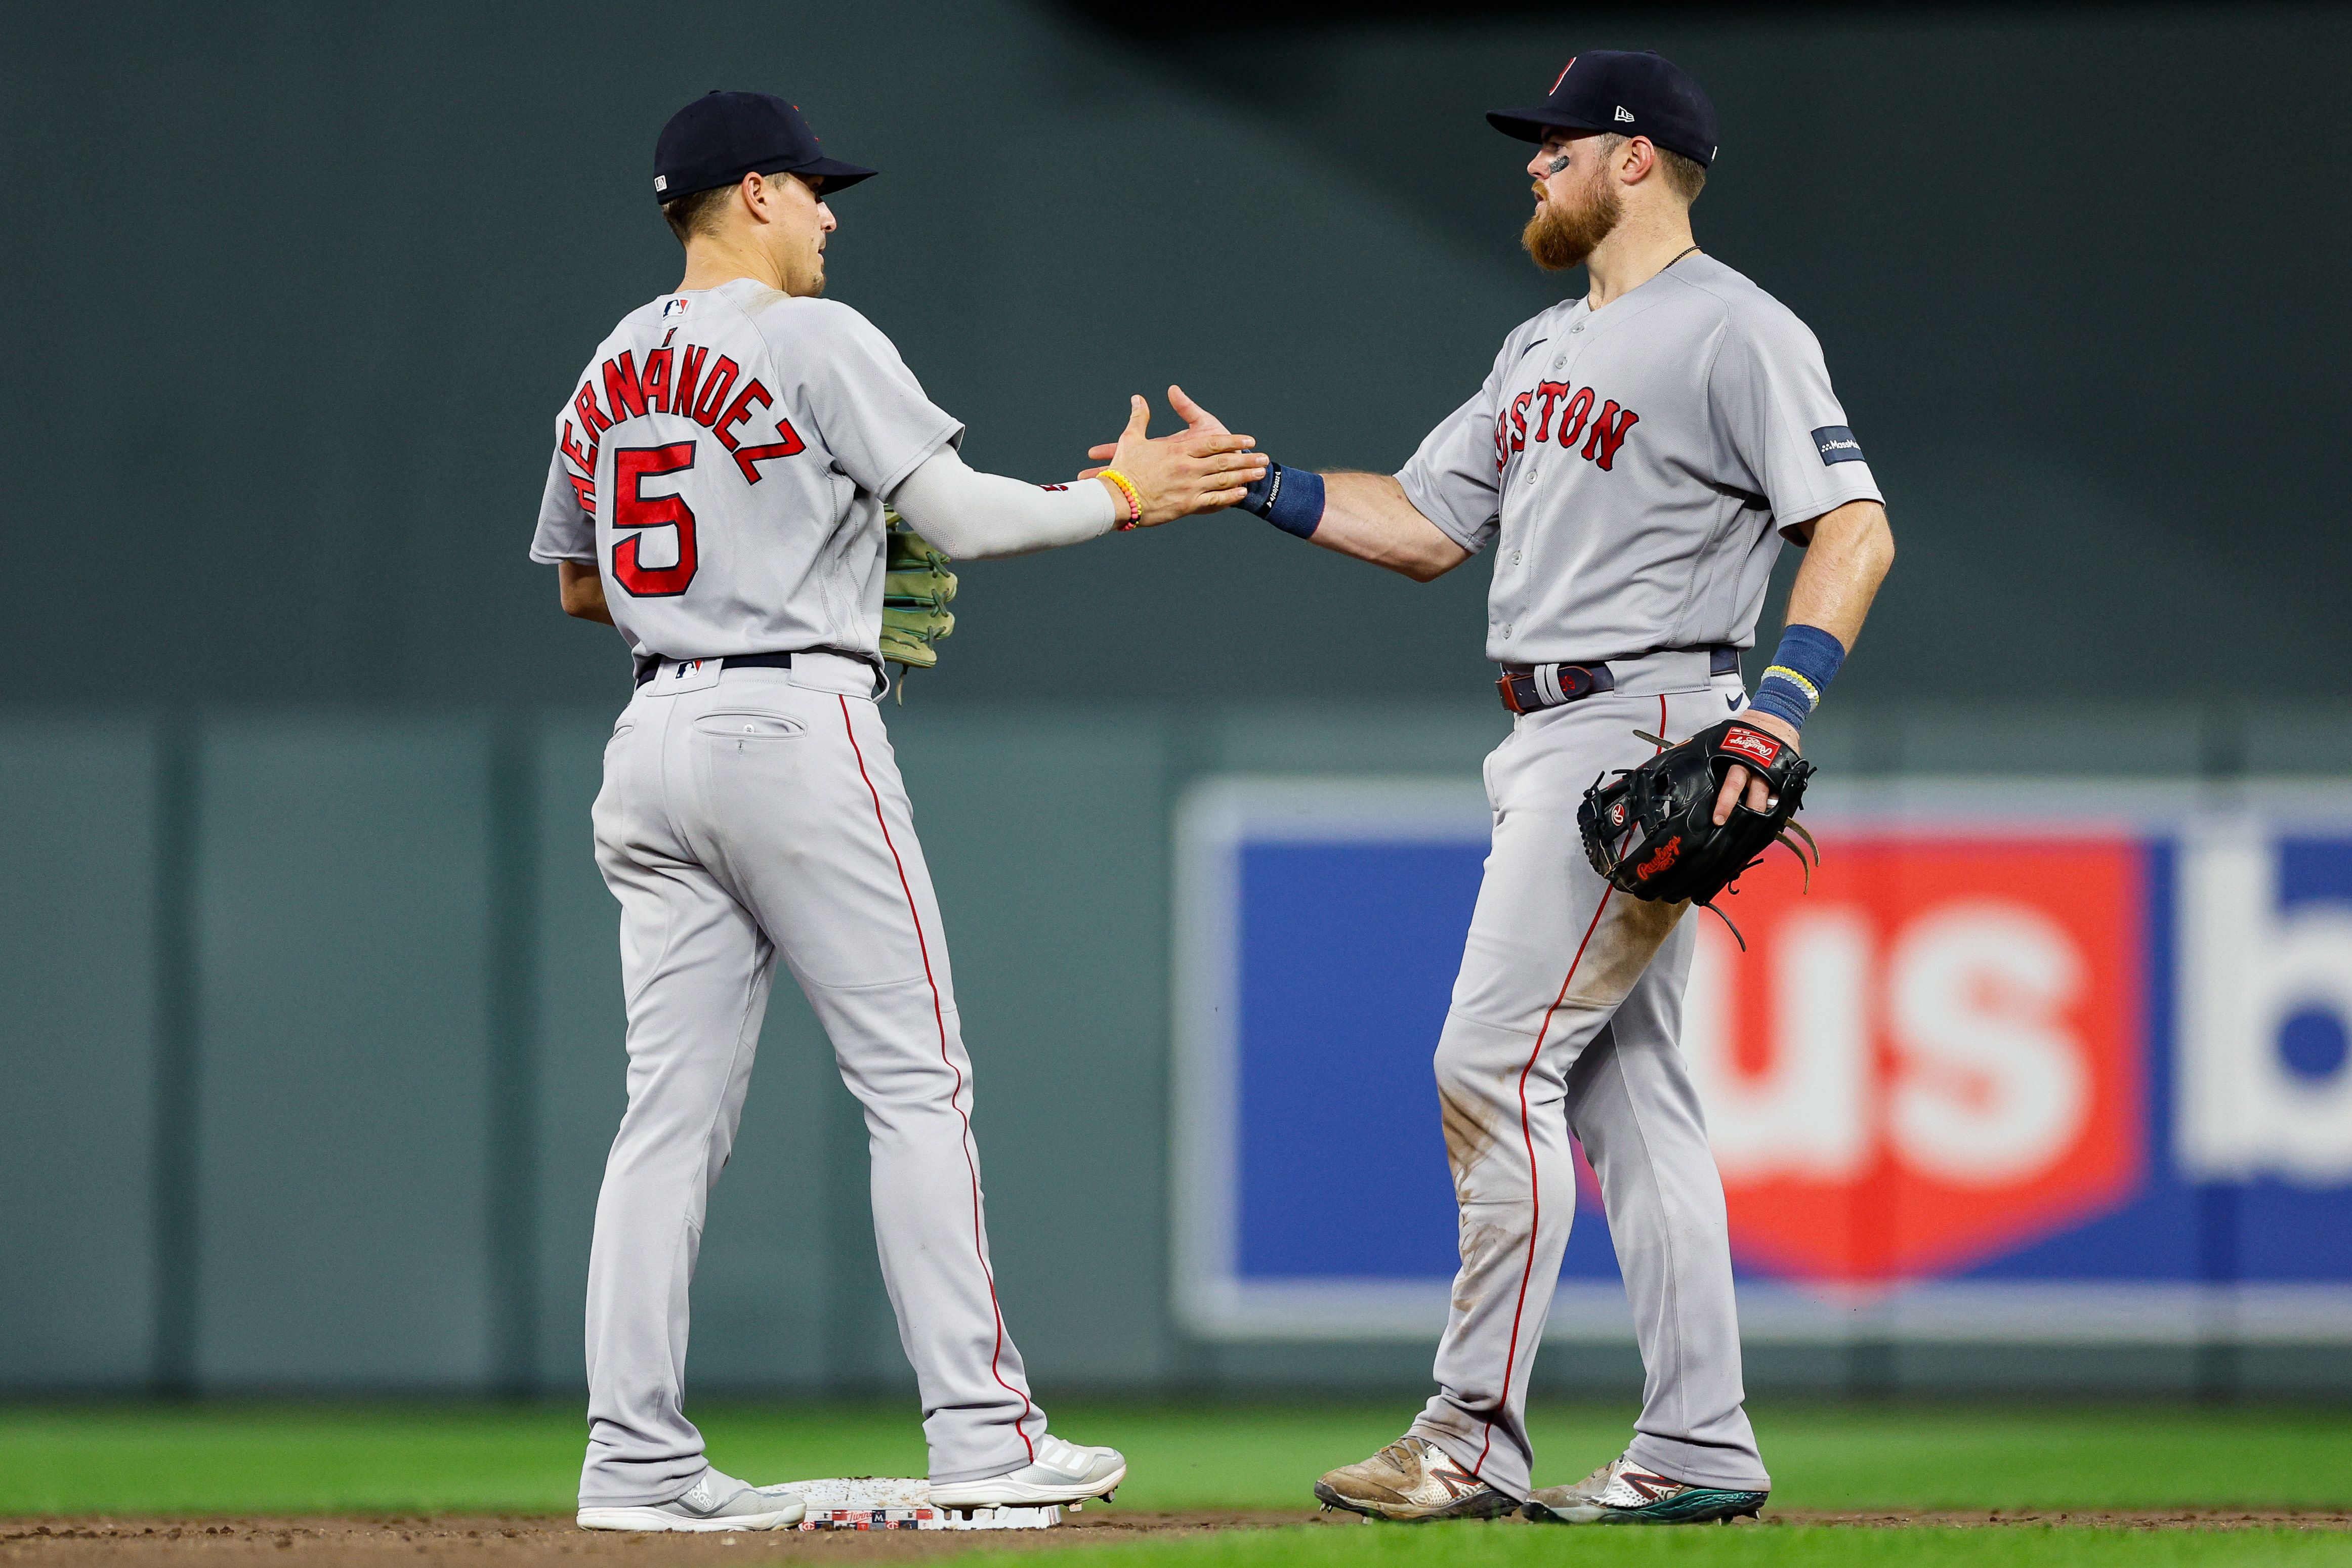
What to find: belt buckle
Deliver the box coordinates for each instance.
[1496,670,1539,715]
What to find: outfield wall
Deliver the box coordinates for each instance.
[5,701,2350,1400]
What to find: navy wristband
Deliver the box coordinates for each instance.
[1749,623,1846,731]
[1239,460,1325,539]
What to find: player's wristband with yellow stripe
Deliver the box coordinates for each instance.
[1749,624,1846,731]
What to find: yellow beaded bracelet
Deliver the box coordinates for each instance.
[1099,468,1143,529]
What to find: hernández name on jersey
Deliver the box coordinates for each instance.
[530,279,964,662]
[555,320,810,522]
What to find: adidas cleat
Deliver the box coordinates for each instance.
[927,1434,1126,1508]
[576,1467,806,1532]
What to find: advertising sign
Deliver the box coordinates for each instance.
[1173,778,2352,1343]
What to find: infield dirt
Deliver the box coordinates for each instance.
[8,1509,2352,1565]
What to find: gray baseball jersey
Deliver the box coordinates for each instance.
[531,277,962,664]
[1387,255,1882,1502]
[1397,253,1881,665]
[539,279,1057,1508]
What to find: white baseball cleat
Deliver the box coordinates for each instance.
[1521,1451,1768,1525]
[926,1434,1127,1507]
[575,1467,807,1532]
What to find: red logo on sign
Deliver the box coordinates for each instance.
[1720,727,1781,767]
[1676,833,2143,1284]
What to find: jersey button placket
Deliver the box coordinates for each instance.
[1531,346,1571,486]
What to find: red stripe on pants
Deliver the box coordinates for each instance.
[1469,694,1667,1477]
[838,696,1035,1462]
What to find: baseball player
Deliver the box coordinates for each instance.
[532,91,1266,1533]
[1113,51,1894,1523]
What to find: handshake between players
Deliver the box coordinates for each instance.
[542,54,1888,1533]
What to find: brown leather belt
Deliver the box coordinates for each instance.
[1496,645,1741,715]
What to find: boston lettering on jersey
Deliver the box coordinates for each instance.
[1492,379,1641,475]
[557,331,810,515]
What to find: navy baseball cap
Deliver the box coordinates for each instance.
[652,91,876,205]
[1488,51,1718,168]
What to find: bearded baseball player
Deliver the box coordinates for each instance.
[1108,51,1895,1523]
[533,91,1265,1532]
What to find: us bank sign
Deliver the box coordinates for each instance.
[1172,778,2352,1343]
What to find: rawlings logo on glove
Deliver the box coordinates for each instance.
[1576,718,1818,948]
[1717,726,1782,767]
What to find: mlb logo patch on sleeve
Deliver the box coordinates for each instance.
[1812,426,1866,464]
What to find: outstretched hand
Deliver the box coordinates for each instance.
[1084,384,1232,470]
[1081,386,1263,526]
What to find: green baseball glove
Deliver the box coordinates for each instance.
[879,512,957,691]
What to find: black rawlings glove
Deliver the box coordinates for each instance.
[1577,718,1819,946]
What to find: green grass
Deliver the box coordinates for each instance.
[962,1526,2352,1568]
[2,1400,2348,1518]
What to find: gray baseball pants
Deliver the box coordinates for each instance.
[579,654,1046,1508]
[1408,659,1770,1500]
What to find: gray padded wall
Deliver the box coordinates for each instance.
[192,716,495,1388]
[3,702,2350,1395]
[0,718,158,1388]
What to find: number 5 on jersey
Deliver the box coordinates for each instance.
[612,442,698,596]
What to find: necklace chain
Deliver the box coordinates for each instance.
[1587,246,1702,310]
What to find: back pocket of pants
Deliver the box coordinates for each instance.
[692,712,806,749]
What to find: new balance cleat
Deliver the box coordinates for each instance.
[1313,1434,1518,1522]
[576,1467,807,1532]
[1522,1452,1767,1525]
[927,1434,1126,1507]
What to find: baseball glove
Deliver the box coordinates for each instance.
[878,512,957,695]
[1577,718,1818,947]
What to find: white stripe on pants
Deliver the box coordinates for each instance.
[1407,671,1769,1499]
[579,659,1044,1507]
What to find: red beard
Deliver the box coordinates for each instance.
[1522,176,1623,272]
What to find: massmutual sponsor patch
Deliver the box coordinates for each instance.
[1812,425,1866,464]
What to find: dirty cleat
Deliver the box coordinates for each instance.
[927,1434,1127,1507]
[1522,1452,1767,1525]
[576,1467,807,1532]
[1313,1434,1518,1522]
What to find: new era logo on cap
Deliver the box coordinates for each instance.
[653,175,668,192]
[1811,426,1867,465]
[1489,50,1719,169]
